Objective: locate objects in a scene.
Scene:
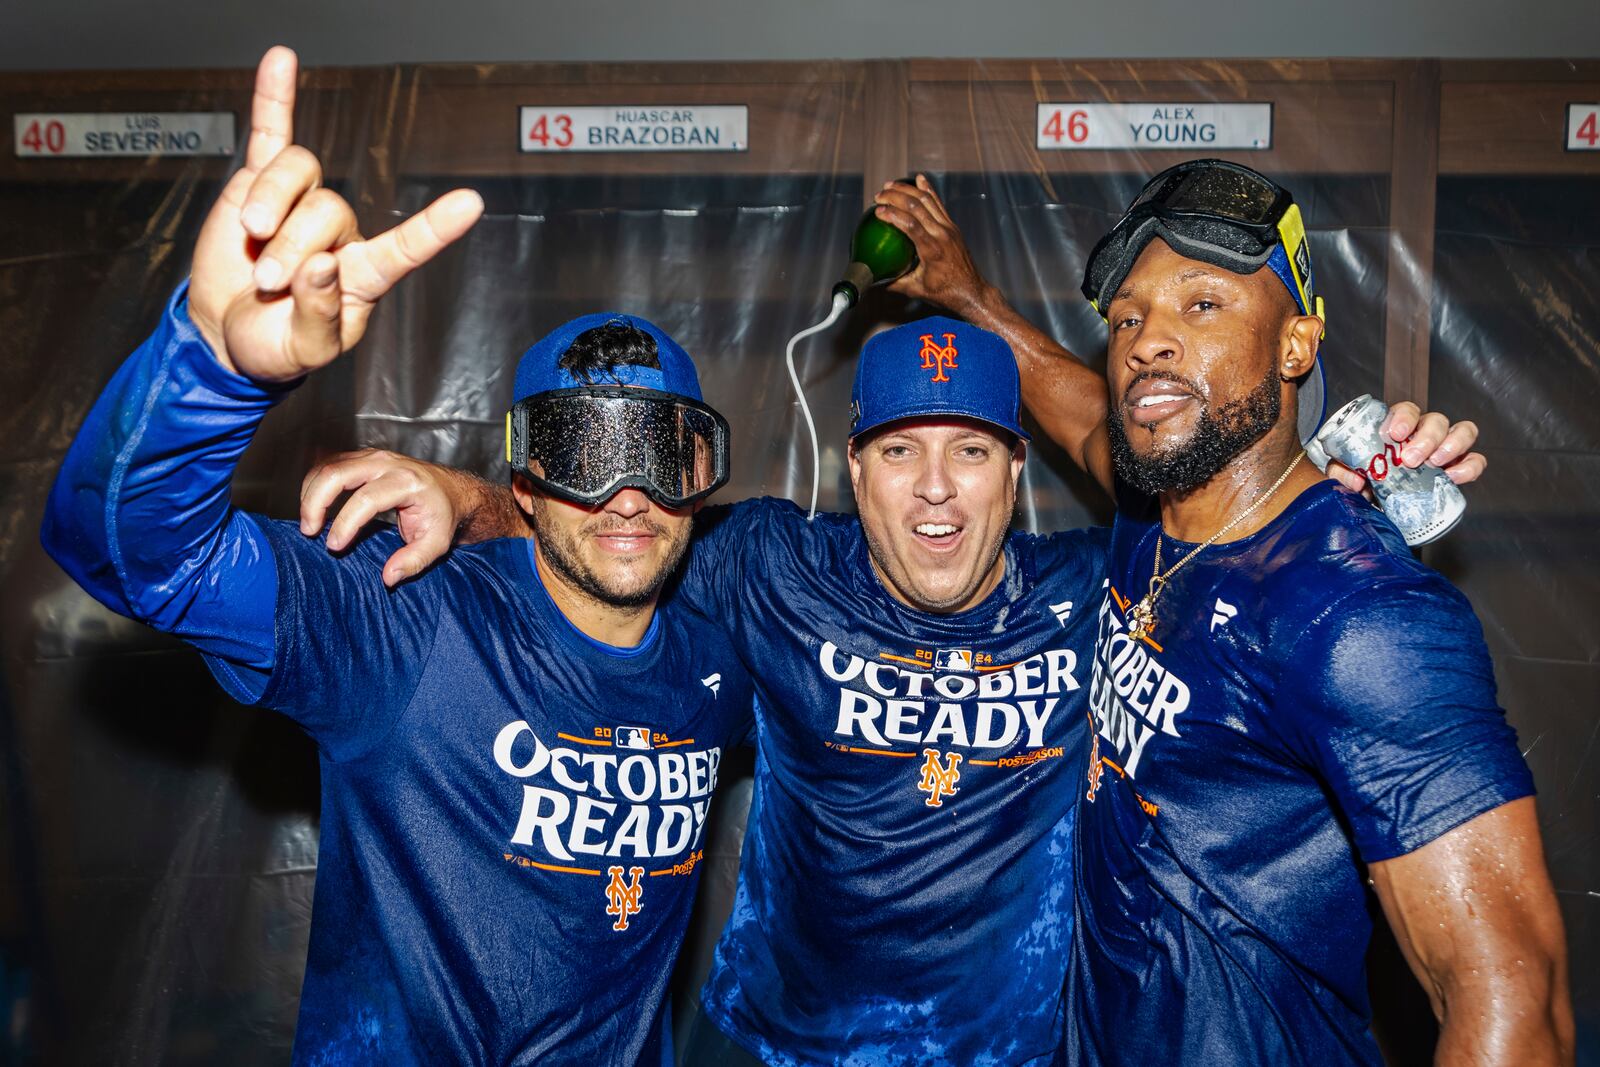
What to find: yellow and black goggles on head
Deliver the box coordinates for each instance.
[1080,158,1326,329]
[507,386,731,509]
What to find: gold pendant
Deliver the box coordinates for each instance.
[1127,594,1157,642]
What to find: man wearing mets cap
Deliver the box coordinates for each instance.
[872,166,1568,1063]
[343,168,1514,1063]
[850,316,1032,442]
[41,45,755,1065]
[322,309,1112,1064]
[638,314,1110,1066]
[844,316,1035,620]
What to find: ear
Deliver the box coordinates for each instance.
[510,472,538,516]
[847,438,865,488]
[1009,440,1027,486]
[1281,314,1324,381]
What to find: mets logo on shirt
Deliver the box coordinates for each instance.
[604,867,646,931]
[917,749,964,806]
[817,639,1079,810]
[919,332,959,383]
[493,718,720,931]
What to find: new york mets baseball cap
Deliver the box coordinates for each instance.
[514,312,705,402]
[850,316,1031,442]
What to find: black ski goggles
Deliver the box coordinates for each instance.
[506,387,731,509]
[1081,159,1325,330]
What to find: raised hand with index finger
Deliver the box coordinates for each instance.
[188,46,484,384]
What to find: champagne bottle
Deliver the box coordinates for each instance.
[832,190,918,307]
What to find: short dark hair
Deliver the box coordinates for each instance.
[558,321,661,385]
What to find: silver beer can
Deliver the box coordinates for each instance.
[1312,394,1467,546]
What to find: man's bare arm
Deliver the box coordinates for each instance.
[1369,796,1573,1066]
[870,176,1114,493]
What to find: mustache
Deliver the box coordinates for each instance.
[1120,369,1206,404]
[582,515,670,538]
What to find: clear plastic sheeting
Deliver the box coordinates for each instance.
[1427,174,1600,1062]
[0,58,1595,1064]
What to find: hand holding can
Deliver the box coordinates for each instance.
[1313,394,1467,546]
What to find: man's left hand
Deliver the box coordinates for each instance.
[1325,401,1485,491]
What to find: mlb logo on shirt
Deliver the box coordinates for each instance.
[935,648,974,672]
[614,726,653,750]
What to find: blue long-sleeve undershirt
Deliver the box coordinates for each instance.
[41,283,288,702]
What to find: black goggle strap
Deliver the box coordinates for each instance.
[1086,216,1273,317]
[1087,207,1327,339]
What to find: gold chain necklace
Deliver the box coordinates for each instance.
[1125,449,1305,643]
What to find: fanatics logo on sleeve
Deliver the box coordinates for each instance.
[919,332,959,383]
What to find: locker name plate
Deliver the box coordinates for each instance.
[15,113,235,158]
[1036,103,1272,151]
[519,106,748,153]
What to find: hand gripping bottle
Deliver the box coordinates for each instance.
[832,189,918,307]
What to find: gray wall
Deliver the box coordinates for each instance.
[2,0,1598,71]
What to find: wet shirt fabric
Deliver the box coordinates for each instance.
[42,287,755,1066]
[1069,480,1534,1066]
[679,498,1109,1067]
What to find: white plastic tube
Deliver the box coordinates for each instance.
[784,291,851,521]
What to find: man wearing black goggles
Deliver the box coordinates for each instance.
[1081,158,1328,442]
[501,315,733,614]
[41,47,756,1063]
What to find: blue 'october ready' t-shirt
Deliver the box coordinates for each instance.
[39,286,759,1066]
[252,524,754,1065]
[675,498,1109,1067]
[1070,480,1534,1066]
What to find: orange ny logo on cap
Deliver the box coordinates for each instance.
[919,332,959,384]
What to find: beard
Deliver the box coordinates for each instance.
[1107,365,1282,495]
[527,499,692,609]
